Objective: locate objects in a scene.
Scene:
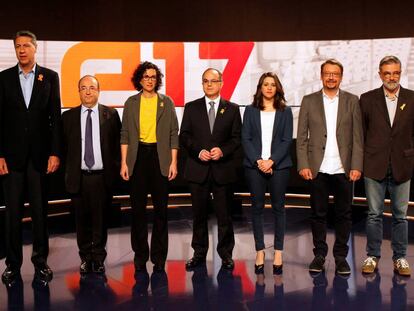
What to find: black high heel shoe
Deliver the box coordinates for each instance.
[255,251,265,275]
[273,264,283,275]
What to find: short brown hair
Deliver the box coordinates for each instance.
[321,58,343,75]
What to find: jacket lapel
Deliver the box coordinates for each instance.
[272,109,280,138]
[133,93,141,136]
[212,99,226,135]
[316,91,327,132]
[254,107,261,137]
[336,90,346,130]
[28,65,41,109]
[197,97,211,134]
[376,87,391,127]
[98,104,105,146]
[392,87,407,130]
[156,93,165,123]
[13,65,27,110]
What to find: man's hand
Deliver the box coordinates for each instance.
[0,158,8,175]
[210,147,223,161]
[46,156,60,174]
[299,168,313,180]
[199,149,212,162]
[349,169,361,182]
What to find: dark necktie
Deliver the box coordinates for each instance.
[208,101,215,133]
[84,109,95,169]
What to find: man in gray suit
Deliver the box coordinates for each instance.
[297,59,363,275]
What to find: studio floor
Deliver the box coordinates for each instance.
[0,206,413,310]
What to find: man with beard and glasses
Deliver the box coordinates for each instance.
[297,59,363,276]
[360,55,414,277]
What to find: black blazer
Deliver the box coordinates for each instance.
[62,104,121,194]
[242,105,293,170]
[0,64,62,171]
[180,97,242,184]
[360,86,414,183]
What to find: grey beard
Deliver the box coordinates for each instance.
[383,81,399,91]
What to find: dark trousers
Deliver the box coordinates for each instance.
[310,173,352,261]
[245,167,290,251]
[130,144,169,267]
[71,171,110,262]
[189,171,235,260]
[3,160,49,268]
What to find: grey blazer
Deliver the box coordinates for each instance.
[296,89,363,177]
[120,92,179,177]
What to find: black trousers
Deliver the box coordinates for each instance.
[71,171,110,262]
[130,144,169,267]
[3,160,49,268]
[189,172,235,260]
[310,173,352,261]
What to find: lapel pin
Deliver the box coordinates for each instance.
[220,108,225,114]
[38,74,43,81]
[400,103,406,110]
[160,102,164,108]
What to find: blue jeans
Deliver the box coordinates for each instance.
[364,171,410,260]
[245,167,290,251]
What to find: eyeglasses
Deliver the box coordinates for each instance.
[381,71,401,78]
[79,86,99,92]
[142,75,157,81]
[202,79,222,84]
[322,72,341,78]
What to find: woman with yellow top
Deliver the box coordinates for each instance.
[120,61,179,275]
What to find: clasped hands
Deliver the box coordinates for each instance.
[257,159,274,174]
[199,147,223,161]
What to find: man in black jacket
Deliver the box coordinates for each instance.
[62,75,121,275]
[0,30,62,285]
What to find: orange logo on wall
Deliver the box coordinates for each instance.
[61,42,140,107]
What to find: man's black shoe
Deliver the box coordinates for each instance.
[221,258,235,270]
[309,255,325,273]
[185,257,206,270]
[2,266,20,285]
[93,261,105,274]
[335,259,351,275]
[80,261,92,274]
[34,263,53,282]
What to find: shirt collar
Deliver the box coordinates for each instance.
[205,96,221,106]
[81,103,99,113]
[18,63,36,75]
[383,86,400,101]
[322,89,339,100]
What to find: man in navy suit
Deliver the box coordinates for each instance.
[0,30,62,285]
[180,68,242,271]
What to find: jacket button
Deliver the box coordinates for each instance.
[322,146,325,150]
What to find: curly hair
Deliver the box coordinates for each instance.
[131,61,164,92]
[252,72,286,111]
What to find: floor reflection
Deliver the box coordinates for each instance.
[0,207,413,310]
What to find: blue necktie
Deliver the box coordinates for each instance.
[84,109,95,169]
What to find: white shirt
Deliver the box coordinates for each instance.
[260,110,275,160]
[384,87,399,126]
[18,64,36,108]
[204,96,220,117]
[81,104,103,170]
[319,91,345,174]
